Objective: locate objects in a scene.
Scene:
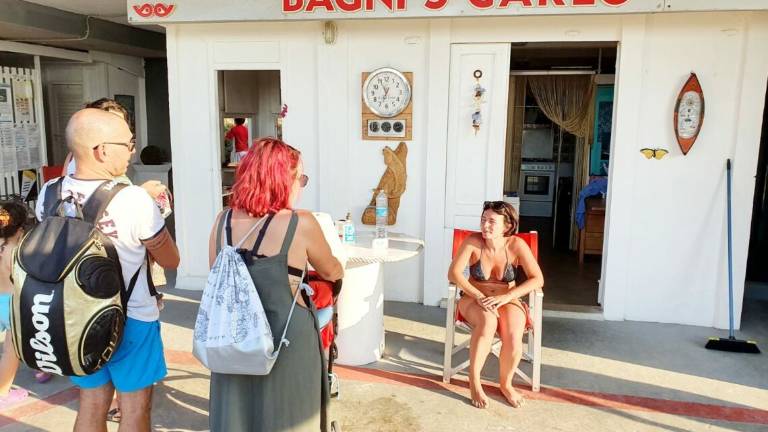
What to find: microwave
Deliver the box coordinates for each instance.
[521,127,554,160]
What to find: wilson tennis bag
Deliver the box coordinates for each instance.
[10,178,141,377]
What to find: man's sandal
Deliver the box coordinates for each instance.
[107,408,121,422]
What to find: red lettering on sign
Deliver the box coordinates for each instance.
[365,0,399,11]
[538,0,566,6]
[424,0,447,9]
[337,0,363,12]
[133,4,154,17]
[283,0,304,12]
[499,0,533,7]
[280,0,630,14]
[306,0,334,11]
[132,3,175,18]
[469,0,494,10]
[153,3,175,17]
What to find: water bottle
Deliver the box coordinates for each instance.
[374,189,389,248]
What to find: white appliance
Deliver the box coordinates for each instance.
[519,162,556,217]
[521,127,554,160]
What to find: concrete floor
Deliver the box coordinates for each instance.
[519,216,602,308]
[0,287,766,431]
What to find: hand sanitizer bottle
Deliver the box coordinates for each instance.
[343,212,356,244]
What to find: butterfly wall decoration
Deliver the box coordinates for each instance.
[640,148,669,160]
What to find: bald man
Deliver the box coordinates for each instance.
[35,108,179,432]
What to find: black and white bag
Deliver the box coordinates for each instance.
[193,212,309,375]
[10,178,140,376]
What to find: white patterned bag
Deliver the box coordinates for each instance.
[193,216,304,375]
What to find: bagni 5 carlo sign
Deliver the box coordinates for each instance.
[283,0,629,13]
[128,0,655,23]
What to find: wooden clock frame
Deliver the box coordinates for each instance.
[361,71,413,141]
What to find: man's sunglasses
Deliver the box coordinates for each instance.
[96,139,136,152]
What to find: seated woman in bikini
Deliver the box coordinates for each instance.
[447,201,544,409]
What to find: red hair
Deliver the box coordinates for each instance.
[229,138,301,217]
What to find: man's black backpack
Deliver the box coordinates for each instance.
[10,178,141,376]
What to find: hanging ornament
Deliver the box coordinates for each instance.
[472,70,486,135]
[275,104,288,140]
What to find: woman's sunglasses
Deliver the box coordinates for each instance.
[299,174,309,188]
[483,200,506,210]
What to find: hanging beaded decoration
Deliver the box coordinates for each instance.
[471,70,486,135]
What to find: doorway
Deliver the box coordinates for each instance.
[503,42,618,311]
[216,70,282,207]
[743,82,768,326]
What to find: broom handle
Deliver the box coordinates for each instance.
[726,159,735,339]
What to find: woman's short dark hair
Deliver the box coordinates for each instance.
[0,200,34,240]
[85,98,130,123]
[482,201,519,236]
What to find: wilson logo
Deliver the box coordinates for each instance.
[28,292,62,375]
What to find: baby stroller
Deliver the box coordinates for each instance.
[305,271,343,431]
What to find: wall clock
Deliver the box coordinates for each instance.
[363,68,411,117]
[674,73,705,155]
[361,68,413,141]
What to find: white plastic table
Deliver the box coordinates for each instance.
[334,232,424,366]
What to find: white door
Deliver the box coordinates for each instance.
[48,83,84,166]
[445,44,511,230]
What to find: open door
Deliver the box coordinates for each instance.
[445,44,511,231]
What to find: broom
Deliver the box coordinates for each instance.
[705,159,760,354]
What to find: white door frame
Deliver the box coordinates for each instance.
[423,38,623,317]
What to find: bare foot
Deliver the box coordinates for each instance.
[469,379,489,409]
[500,384,525,408]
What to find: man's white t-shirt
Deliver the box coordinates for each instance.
[35,176,165,322]
[66,159,76,176]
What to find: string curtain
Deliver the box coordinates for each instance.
[527,75,596,249]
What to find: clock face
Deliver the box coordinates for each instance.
[677,91,703,139]
[363,68,411,118]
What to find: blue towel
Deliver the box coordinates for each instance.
[575,177,608,229]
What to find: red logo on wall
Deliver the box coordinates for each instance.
[132,3,176,18]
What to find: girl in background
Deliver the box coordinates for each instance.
[0,201,37,408]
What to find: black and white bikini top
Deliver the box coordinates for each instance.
[469,242,516,283]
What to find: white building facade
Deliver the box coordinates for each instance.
[131,0,768,329]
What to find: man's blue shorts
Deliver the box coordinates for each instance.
[71,318,167,393]
[0,293,11,332]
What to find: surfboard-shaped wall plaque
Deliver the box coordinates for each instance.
[674,73,705,155]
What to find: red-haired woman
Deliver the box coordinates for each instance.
[448,201,543,409]
[207,138,343,432]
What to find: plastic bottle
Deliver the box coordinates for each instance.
[375,189,388,240]
[343,212,356,244]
